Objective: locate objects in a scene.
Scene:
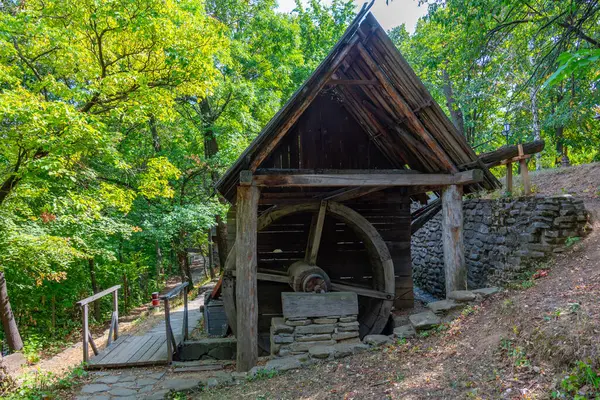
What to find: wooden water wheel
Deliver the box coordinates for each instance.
[221,201,395,341]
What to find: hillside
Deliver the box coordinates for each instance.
[197,164,600,400]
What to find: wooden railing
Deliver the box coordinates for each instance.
[160,281,189,364]
[77,285,121,363]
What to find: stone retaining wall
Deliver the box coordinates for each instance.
[412,195,589,297]
[270,315,360,357]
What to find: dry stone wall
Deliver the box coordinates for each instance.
[270,315,360,357]
[412,195,589,297]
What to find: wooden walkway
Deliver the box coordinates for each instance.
[87,296,203,369]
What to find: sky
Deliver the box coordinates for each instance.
[276,0,429,33]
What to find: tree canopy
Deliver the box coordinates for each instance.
[0,0,597,362]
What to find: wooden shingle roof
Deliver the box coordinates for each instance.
[216,8,500,202]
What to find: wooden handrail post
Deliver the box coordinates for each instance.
[183,285,189,340]
[164,297,173,364]
[82,304,89,363]
[112,289,119,340]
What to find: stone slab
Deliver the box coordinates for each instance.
[427,299,463,314]
[472,287,500,297]
[332,331,359,341]
[295,334,332,342]
[294,323,335,335]
[271,317,294,334]
[447,290,476,302]
[409,311,441,330]
[393,324,416,339]
[363,334,392,346]
[289,340,336,352]
[308,345,335,359]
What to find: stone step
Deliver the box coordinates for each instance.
[408,311,441,330]
[427,299,464,314]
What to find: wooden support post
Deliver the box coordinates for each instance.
[235,176,260,372]
[164,297,173,364]
[506,163,513,193]
[182,285,189,340]
[518,144,531,195]
[441,185,466,296]
[82,304,89,363]
[305,201,327,265]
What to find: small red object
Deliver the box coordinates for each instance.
[532,270,549,280]
[151,292,160,307]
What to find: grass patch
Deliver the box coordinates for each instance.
[0,364,88,399]
[247,368,279,382]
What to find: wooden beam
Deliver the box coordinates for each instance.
[305,201,327,265]
[506,163,513,193]
[255,168,418,175]
[441,185,466,296]
[253,170,483,188]
[235,183,260,372]
[355,43,458,173]
[318,186,389,202]
[518,144,531,195]
[330,282,393,300]
[328,79,379,86]
[248,36,359,172]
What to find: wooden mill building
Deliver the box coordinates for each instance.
[215,8,500,371]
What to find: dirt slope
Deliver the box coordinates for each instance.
[199,164,600,400]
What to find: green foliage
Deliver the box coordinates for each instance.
[0,0,355,359]
[1,364,88,399]
[552,361,600,399]
[247,368,279,381]
[565,236,582,248]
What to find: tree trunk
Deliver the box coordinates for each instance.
[208,232,215,279]
[530,86,542,170]
[555,126,571,167]
[0,272,23,351]
[88,259,101,322]
[442,69,465,139]
[215,215,228,271]
[149,114,162,153]
[155,240,163,281]
[177,251,194,288]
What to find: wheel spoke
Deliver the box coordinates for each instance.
[304,200,327,265]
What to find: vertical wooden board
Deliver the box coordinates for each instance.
[442,185,466,295]
[235,184,260,372]
[226,206,237,251]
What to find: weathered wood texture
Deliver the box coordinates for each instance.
[441,185,466,295]
[214,12,501,202]
[261,93,394,171]
[235,184,260,372]
[282,292,358,318]
[304,201,327,265]
[253,169,483,188]
[87,294,203,369]
[224,200,400,337]
[466,140,545,169]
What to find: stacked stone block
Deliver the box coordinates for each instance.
[412,195,590,297]
[270,314,360,357]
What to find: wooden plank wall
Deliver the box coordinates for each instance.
[262,92,393,170]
